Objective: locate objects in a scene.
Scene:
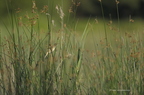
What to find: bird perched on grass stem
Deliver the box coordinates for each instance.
[44,43,57,58]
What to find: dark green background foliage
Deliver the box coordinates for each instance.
[73,0,144,18]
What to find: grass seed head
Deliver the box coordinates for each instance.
[115,0,119,4]
[56,5,65,19]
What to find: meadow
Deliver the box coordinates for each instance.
[0,0,144,95]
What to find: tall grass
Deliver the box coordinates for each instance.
[0,0,144,95]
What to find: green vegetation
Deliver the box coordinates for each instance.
[0,0,144,95]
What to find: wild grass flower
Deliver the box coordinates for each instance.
[115,0,120,4]
[41,5,48,13]
[56,5,64,20]
[69,6,73,13]
[32,1,37,13]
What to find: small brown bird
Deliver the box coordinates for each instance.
[44,43,57,58]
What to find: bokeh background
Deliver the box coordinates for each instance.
[0,0,144,19]
[75,0,144,18]
[0,0,144,34]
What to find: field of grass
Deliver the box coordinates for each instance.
[0,0,144,95]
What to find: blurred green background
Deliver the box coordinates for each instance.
[0,0,144,18]
[0,0,144,32]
